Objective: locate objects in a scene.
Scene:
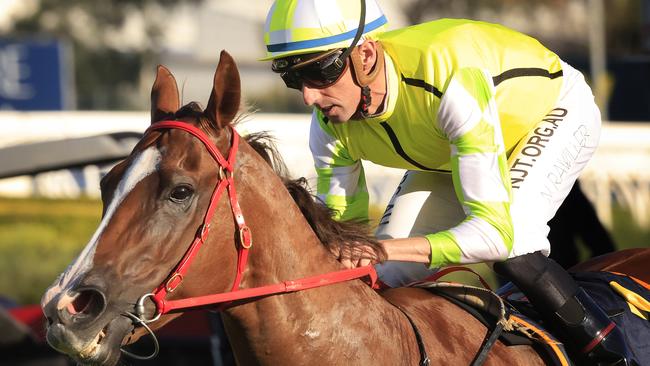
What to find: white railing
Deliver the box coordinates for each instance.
[579,123,650,228]
[0,112,649,228]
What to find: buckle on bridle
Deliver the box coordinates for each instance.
[239,225,253,249]
[165,273,183,293]
[198,223,210,242]
[218,166,233,181]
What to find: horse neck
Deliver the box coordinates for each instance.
[220,143,410,365]
[234,141,349,286]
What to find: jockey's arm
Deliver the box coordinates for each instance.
[382,67,514,268]
[309,112,370,222]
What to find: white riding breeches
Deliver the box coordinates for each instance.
[375,61,602,288]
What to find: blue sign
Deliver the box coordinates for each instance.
[0,39,73,110]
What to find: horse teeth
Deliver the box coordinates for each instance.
[79,331,103,358]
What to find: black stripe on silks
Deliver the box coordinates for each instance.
[402,68,562,96]
[493,68,563,86]
[401,75,443,98]
[379,122,451,173]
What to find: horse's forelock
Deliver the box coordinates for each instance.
[171,102,217,136]
[169,101,247,138]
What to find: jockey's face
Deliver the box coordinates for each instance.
[300,64,360,122]
[273,40,380,123]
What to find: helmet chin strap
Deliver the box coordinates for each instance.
[360,85,372,117]
[349,43,385,118]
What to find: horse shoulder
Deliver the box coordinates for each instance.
[380,287,546,365]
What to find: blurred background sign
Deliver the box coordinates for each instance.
[0,39,73,110]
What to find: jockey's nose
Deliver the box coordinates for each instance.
[301,84,321,107]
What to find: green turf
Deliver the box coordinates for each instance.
[0,197,101,305]
[610,205,650,249]
[0,197,648,305]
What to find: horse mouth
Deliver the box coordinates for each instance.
[48,315,133,366]
[80,317,134,366]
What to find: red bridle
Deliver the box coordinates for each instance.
[136,120,377,322]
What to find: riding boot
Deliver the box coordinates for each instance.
[555,287,637,365]
[493,251,638,366]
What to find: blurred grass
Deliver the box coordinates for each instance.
[0,198,648,305]
[0,197,101,305]
[610,205,650,249]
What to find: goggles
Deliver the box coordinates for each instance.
[272,49,348,90]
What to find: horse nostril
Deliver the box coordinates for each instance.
[65,288,106,322]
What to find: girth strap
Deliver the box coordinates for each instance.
[402,308,431,366]
[411,280,514,366]
[470,322,505,366]
[385,300,430,366]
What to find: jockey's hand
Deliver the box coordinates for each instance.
[329,243,383,269]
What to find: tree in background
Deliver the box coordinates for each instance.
[3,0,202,110]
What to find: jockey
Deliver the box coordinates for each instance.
[262,0,636,364]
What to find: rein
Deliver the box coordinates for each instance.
[130,120,377,321]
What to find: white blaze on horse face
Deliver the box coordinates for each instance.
[41,147,161,309]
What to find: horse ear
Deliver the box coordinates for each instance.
[151,65,180,124]
[205,50,241,128]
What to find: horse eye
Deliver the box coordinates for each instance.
[170,185,194,202]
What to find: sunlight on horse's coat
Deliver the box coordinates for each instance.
[302,329,320,340]
[41,147,161,309]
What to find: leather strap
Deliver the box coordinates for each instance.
[424,266,493,290]
[470,322,505,366]
[384,300,430,366]
[159,266,378,314]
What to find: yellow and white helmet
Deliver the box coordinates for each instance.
[262,0,388,61]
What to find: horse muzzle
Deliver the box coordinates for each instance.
[45,313,133,366]
[42,285,133,365]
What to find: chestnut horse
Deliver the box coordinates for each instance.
[41,51,649,366]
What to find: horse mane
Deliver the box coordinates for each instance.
[245,131,386,261]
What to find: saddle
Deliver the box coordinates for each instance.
[409,269,650,366]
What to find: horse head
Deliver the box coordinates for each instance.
[40,51,254,365]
